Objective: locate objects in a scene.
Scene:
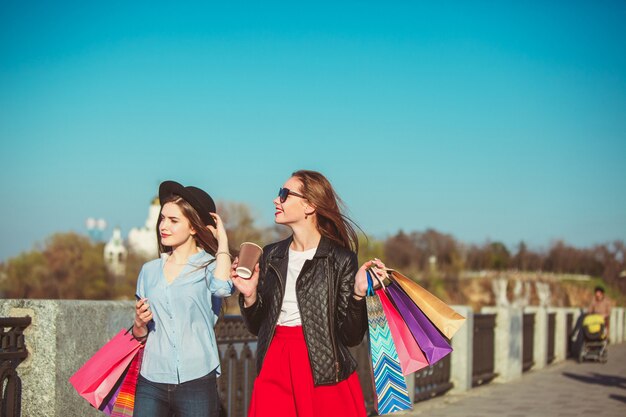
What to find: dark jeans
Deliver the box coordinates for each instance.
[134,371,220,417]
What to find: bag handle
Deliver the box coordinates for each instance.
[366,270,374,296]
[366,269,386,297]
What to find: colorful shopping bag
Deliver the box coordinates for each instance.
[386,281,452,365]
[376,288,429,375]
[366,272,412,415]
[389,270,466,339]
[69,328,143,409]
[101,383,123,415]
[108,347,144,416]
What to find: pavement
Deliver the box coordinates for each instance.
[396,342,626,417]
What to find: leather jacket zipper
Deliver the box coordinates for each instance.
[327,260,340,382]
[267,262,285,346]
[294,260,317,380]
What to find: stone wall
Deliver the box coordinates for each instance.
[0,299,134,417]
[2,299,625,416]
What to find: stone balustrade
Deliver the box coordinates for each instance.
[1,299,625,417]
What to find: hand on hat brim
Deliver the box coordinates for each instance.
[207,213,228,247]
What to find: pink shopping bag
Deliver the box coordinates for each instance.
[376,288,429,375]
[69,329,143,409]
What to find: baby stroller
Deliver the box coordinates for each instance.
[575,313,608,363]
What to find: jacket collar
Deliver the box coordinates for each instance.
[270,234,333,259]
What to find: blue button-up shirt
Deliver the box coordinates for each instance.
[136,250,233,384]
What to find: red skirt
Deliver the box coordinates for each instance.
[248,325,367,417]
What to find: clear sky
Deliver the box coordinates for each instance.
[1,1,625,262]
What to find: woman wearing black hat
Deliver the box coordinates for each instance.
[132,181,233,417]
[231,170,385,417]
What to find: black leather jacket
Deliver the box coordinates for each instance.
[239,235,367,386]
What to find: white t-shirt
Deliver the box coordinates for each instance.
[277,247,317,326]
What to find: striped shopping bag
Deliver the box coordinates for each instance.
[366,271,412,415]
[109,348,144,416]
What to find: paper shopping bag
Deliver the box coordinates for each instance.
[386,281,452,365]
[389,270,465,339]
[366,273,412,415]
[69,329,143,409]
[108,347,144,416]
[376,288,428,375]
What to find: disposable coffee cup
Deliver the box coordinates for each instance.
[236,242,263,279]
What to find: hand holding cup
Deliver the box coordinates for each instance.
[236,242,263,279]
[231,257,261,307]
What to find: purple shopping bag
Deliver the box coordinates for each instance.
[101,384,122,415]
[376,288,429,375]
[386,281,452,365]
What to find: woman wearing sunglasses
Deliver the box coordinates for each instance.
[231,170,385,417]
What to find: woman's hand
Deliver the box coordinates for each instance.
[134,298,152,337]
[208,212,232,281]
[231,257,260,307]
[207,213,228,247]
[354,258,387,298]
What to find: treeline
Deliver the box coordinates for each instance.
[381,229,626,293]
[0,202,287,299]
[1,203,624,299]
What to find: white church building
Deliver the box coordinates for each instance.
[104,197,160,275]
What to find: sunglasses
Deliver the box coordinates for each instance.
[278,187,305,203]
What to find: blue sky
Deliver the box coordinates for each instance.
[1,1,625,261]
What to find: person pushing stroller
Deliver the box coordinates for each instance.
[571,286,611,363]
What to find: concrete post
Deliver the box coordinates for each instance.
[610,307,618,343]
[569,307,582,346]
[525,307,547,370]
[482,306,523,382]
[551,307,567,362]
[619,308,624,343]
[620,308,625,343]
[615,307,624,343]
[620,307,624,343]
[449,305,473,393]
[405,374,415,403]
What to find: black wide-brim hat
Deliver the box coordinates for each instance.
[158,181,217,227]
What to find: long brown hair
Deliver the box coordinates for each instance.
[156,195,219,260]
[292,170,359,253]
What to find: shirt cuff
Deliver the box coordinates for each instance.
[211,278,234,297]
